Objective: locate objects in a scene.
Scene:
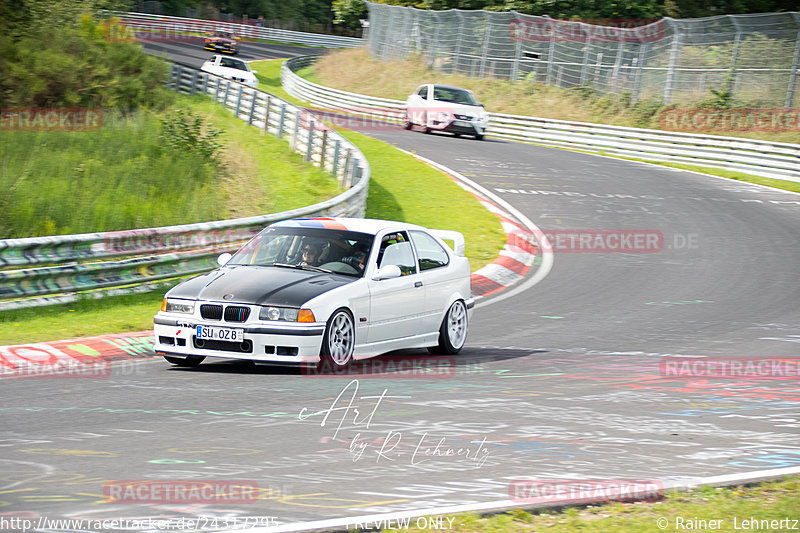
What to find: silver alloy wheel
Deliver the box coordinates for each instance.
[327,311,354,366]
[446,300,468,350]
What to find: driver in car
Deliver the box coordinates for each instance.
[300,243,322,266]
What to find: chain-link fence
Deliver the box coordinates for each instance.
[366,4,800,107]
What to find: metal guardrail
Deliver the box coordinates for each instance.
[0,64,371,311]
[282,56,800,183]
[117,11,361,49]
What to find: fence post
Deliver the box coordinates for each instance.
[662,18,681,105]
[454,11,465,74]
[332,139,341,178]
[223,81,232,108]
[786,14,800,108]
[201,72,209,95]
[611,34,625,95]
[342,147,353,187]
[190,69,199,95]
[633,43,648,102]
[290,109,302,151]
[305,120,315,162]
[319,130,328,169]
[580,24,592,85]
[546,17,557,85]
[235,85,243,116]
[479,13,491,78]
[511,12,522,82]
[277,103,287,138]
[263,95,272,134]
[214,76,221,102]
[248,91,257,125]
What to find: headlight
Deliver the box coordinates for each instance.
[162,298,195,314]
[259,306,300,322]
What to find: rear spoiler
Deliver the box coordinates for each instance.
[430,229,466,257]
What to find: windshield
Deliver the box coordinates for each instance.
[228,226,374,277]
[220,57,249,71]
[432,86,480,106]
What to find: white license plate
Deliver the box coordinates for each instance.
[196,325,244,342]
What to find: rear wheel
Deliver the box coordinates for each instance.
[428,300,468,355]
[403,120,413,130]
[320,309,355,370]
[475,134,484,140]
[164,355,205,367]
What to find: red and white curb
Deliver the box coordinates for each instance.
[402,150,549,301]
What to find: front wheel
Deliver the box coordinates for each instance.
[320,309,355,370]
[429,300,468,355]
[164,355,205,367]
[474,134,484,140]
[403,120,413,130]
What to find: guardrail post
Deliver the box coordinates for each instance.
[332,139,341,177]
[277,103,287,138]
[342,148,353,187]
[305,120,315,162]
[235,85,243,116]
[248,91,257,125]
[190,69,199,95]
[201,73,209,95]
[223,81,232,108]
[291,110,302,151]
[214,77,221,102]
[319,130,328,168]
[263,95,272,134]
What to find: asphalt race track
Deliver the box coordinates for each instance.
[1,42,799,532]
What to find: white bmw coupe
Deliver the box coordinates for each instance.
[154,218,474,370]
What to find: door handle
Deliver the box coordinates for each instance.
[414,281,423,288]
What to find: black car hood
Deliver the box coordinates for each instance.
[167,266,355,307]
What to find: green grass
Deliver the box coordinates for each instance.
[0,291,165,345]
[378,476,800,532]
[0,93,339,238]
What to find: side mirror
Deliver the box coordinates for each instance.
[373,265,401,281]
[217,252,232,266]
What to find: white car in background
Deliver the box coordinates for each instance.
[405,84,489,140]
[154,218,474,371]
[200,55,258,88]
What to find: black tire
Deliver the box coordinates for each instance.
[320,309,355,370]
[475,134,484,140]
[453,132,461,138]
[403,121,413,130]
[428,300,468,355]
[164,355,205,367]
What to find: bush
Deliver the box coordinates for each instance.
[0,13,170,111]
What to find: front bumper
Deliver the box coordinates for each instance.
[154,315,324,364]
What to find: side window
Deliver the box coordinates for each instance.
[377,232,417,275]
[417,86,428,99]
[410,230,450,271]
